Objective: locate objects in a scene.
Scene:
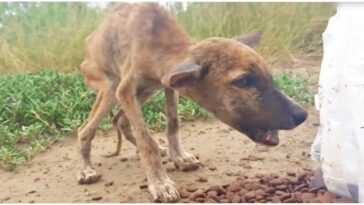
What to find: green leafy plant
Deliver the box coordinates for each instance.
[273,72,314,105]
[0,70,208,170]
[0,70,93,170]
[0,70,312,170]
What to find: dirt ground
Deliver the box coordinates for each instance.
[0,60,321,203]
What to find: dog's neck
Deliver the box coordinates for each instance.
[158,42,195,79]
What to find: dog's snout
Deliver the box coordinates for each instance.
[273,88,308,128]
[292,109,308,126]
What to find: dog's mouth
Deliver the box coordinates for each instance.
[249,129,279,146]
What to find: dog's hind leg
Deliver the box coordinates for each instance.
[104,90,168,158]
[116,109,137,146]
[102,110,123,158]
[102,108,138,158]
[164,88,200,171]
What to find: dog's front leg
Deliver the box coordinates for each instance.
[117,80,179,202]
[165,88,200,171]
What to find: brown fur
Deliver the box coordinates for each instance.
[77,3,307,202]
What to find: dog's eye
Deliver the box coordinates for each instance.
[232,76,253,88]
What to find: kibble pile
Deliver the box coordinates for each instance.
[178,170,354,203]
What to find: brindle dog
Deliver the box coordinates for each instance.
[77,3,307,202]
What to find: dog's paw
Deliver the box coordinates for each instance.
[148,178,180,202]
[173,152,200,171]
[77,169,101,184]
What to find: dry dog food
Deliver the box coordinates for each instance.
[179,170,355,203]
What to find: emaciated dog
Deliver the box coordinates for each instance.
[77,3,307,202]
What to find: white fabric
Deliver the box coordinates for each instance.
[313,3,364,202]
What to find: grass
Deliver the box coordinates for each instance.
[0,3,104,74]
[0,70,312,170]
[0,71,94,170]
[0,70,207,170]
[170,3,335,64]
[0,2,336,74]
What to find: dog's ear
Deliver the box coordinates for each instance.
[233,30,262,48]
[162,58,209,88]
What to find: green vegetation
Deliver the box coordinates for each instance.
[0,71,92,170]
[170,3,335,64]
[274,72,314,105]
[0,70,312,170]
[0,2,335,73]
[0,3,104,74]
[0,70,207,170]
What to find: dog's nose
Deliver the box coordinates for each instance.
[292,109,308,126]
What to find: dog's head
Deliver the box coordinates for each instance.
[162,31,307,146]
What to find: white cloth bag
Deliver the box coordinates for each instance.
[312,3,364,202]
